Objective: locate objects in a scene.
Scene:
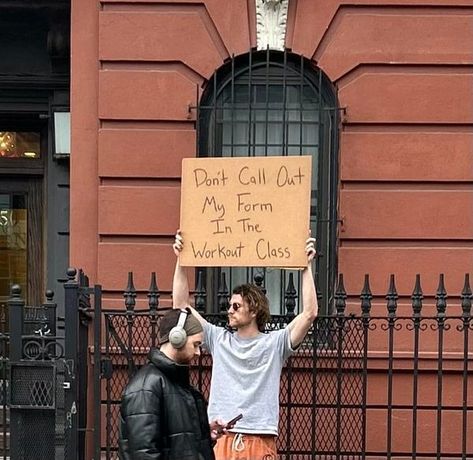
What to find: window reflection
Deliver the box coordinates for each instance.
[0,131,40,158]
[0,194,27,333]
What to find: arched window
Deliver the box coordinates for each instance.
[198,49,339,314]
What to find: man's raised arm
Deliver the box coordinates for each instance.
[172,231,208,325]
[287,236,318,348]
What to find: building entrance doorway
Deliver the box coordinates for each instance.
[0,177,43,332]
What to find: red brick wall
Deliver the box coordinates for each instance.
[71,3,473,455]
[71,1,473,305]
[293,3,473,302]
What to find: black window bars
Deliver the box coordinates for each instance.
[196,48,340,315]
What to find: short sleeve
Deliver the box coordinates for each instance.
[274,327,294,362]
[202,322,222,354]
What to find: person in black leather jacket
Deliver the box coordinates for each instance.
[119,308,226,460]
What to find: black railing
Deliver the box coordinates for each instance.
[91,271,473,460]
[1,285,70,460]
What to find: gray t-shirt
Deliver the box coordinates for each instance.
[203,322,294,435]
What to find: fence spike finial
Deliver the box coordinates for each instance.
[360,274,372,318]
[411,274,423,317]
[284,273,297,318]
[218,272,229,313]
[386,274,398,317]
[254,271,266,294]
[45,289,54,302]
[124,272,136,313]
[10,284,21,298]
[78,268,89,288]
[194,269,207,313]
[461,273,472,318]
[435,274,447,317]
[147,272,160,313]
[66,267,77,282]
[334,273,347,317]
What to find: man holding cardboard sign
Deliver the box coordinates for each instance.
[172,232,317,459]
[172,155,318,460]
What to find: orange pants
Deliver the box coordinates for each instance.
[214,432,277,460]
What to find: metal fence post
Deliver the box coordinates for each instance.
[64,268,79,460]
[8,285,23,361]
[8,284,24,460]
[94,284,102,460]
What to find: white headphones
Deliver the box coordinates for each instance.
[169,309,189,349]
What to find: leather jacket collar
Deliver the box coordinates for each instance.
[148,348,190,385]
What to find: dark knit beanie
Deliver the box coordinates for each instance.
[158,308,203,345]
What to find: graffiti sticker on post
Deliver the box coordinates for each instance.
[179,155,312,268]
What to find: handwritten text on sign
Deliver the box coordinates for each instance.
[179,156,312,267]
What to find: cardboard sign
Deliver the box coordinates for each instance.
[179,156,312,268]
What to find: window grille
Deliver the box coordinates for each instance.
[197,49,339,314]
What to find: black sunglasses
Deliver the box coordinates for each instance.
[228,302,243,311]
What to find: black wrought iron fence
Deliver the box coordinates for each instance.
[91,271,472,460]
[0,284,77,460]
[2,268,471,460]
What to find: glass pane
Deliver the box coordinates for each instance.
[53,112,71,155]
[0,131,40,159]
[0,194,27,333]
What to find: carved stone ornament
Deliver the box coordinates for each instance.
[256,0,289,51]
